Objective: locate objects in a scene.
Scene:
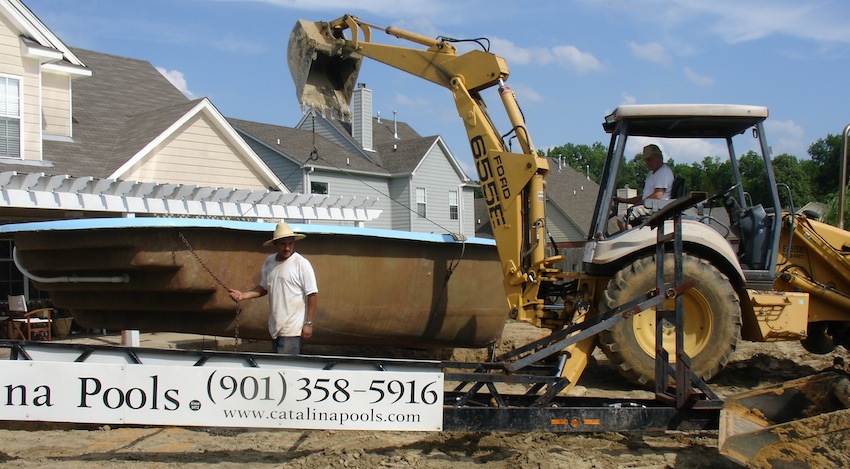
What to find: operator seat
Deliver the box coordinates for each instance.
[724,195,772,270]
[670,177,686,199]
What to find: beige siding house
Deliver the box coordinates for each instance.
[110,101,277,191]
[0,0,381,300]
[0,1,283,204]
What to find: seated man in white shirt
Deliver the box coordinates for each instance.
[615,144,674,229]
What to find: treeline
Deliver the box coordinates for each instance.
[541,133,849,225]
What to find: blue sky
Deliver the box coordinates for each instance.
[23,0,850,175]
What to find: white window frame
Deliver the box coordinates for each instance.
[0,74,22,160]
[448,190,459,220]
[311,181,329,195]
[416,187,427,218]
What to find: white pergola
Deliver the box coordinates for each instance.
[0,171,381,224]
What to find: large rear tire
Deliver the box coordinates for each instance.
[599,253,741,388]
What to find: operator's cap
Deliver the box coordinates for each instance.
[642,144,663,160]
[264,221,306,246]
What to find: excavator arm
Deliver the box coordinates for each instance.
[288,15,562,326]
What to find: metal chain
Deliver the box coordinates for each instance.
[310,111,319,160]
[178,232,241,350]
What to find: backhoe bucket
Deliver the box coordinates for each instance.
[287,19,362,120]
[719,371,850,468]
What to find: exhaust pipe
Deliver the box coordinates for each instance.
[288,19,362,120]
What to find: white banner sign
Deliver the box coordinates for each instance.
[0,361,443,431]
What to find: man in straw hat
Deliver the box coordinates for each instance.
[229,221,318,354]
[615,143,675,229]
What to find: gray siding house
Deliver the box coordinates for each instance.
[231,84,478,237]
[0,0,597,299]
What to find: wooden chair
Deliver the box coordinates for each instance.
[8,295,53,341]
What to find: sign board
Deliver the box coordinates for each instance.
[0,361,443,431]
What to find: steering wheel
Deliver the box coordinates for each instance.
[705,183,740,205]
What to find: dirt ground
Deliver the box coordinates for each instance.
[0,321,846,468]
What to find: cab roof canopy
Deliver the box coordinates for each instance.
[603,104,769,139]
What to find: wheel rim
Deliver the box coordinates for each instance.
[630,289,714,361]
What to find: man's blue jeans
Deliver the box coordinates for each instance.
[274,336,301,354]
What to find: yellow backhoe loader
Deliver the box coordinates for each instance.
[288,15,849,465]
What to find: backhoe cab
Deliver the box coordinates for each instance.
[587,103,777,285]
[584,103,850,386]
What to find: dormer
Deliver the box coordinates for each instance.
[0,0,91,161]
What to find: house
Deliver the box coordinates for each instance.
[231,84,478,236]
[0,0,482,300]
[474,159,601,271]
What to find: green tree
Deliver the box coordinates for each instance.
[808,134,843,200]
[821,189,850,227]
[543,142,607,182]
[537,132,834,218]
[736,151,771,207]
[771,153,813,209]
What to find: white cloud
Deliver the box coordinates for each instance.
[608,0,850,45]
[623,119,808,165]
[393,92,431,108]
[765,118,807,158]
[211,35,268,55]
[694,1,850,44]
[488,37,603,74]
[627,136,725,166]
[505,82,543,103]
[551,45,605,74]
[487,37,538,65]
[683,67,714,86]
[628,41,671,65]
[156,67,196,99]
[621,93,637,105]
[246,0,447,16]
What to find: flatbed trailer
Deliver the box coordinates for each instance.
[0,338,720,433]
[0,195,722,433]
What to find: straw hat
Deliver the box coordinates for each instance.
[263,221,306,246]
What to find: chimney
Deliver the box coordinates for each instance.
[393,111,398,139]
[351,83,373,151]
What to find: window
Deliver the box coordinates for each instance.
[0,76,21,159]
[449,190,459,220]
[416,187,427,218]
[311,181,328,195]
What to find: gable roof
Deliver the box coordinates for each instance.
[233,113,472,182]
[0,46,282,189]
[2,0,87,70]
[108,99,282,188]
[37,48,190,178]
[375,136,440,174]
[473,162,601,241]
[229,118,385,175]
[301,112,430,172]
[544,162,600,237]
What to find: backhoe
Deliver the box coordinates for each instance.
[288,16,850,464]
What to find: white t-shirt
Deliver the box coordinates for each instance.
[259,252,318,338]
[642,163,674,201]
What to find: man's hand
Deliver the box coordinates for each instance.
[228,289,243,302]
